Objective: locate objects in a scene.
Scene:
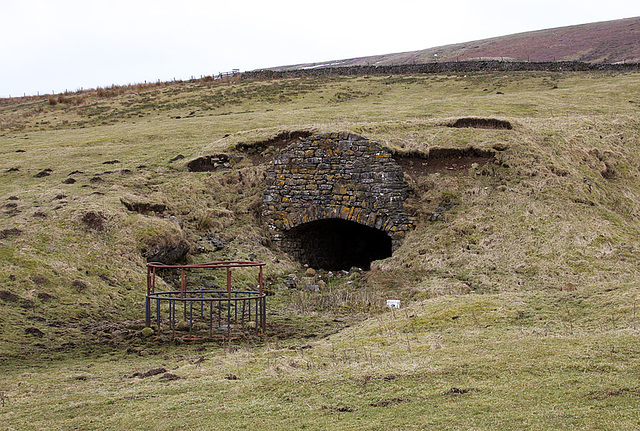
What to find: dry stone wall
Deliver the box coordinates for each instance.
[262,132,412,255]
[243,61,640,80]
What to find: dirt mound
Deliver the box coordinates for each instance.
[81,211,107,231]
[449,118,512,130]
[0,228,22,239]
[395,147,495,176]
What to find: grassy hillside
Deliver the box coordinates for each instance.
[274,16,640,69]
[1,70,640,429]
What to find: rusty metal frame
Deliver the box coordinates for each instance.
[145,261,266,337]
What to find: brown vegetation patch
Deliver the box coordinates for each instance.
[395,147,495,176]
[449,117,512,130]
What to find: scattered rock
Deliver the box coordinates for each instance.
[89,176,104,183]
[68,170,83,175]
[305,268,316,277]
[6,167,19,172]
[6,196,19,201]
[103,160,120,165]
[429,197,454,222]
[203,233,227,251]
[62,178,76,184]
[169,154,185,163]
[225,374,238,380]
[33,211,47,218]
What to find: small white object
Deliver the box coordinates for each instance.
[386,299,401,308]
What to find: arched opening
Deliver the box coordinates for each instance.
[283,219,393,271]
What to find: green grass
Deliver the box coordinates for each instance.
[1,70,640,429]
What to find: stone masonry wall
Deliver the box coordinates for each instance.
[262,132,412,252]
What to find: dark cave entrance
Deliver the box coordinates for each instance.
[284,218,393,271]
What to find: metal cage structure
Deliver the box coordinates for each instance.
[145,261,266,338]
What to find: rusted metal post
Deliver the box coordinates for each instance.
[226,266,232,338]
[259,265,265,333]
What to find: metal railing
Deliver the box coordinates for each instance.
[145,261,266,337]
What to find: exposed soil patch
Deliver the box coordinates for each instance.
[449,117,513,130]
[159,372,181,381]
[0,290,21,303]
[394,147,495,176]
[443,387,476,396]
[370,397,411,407]
[81,211,107,231]
[132,367,167,378]
[25,327,45,337]
[30,276,48,285]
[120,197,167,214]
[141,238,190,264]
[237,130,313,164]
[0,228,22,239]
[34,168,52,178]
[186,154,232,172]
[587,387,640,400]
[37,292,55,301]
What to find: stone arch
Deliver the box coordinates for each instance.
[262,132,411,269]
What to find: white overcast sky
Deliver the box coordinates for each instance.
[1,0,639,98]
